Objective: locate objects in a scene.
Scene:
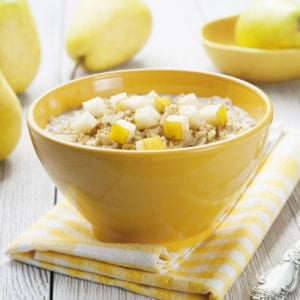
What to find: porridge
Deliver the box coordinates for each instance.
[45,91,256,150]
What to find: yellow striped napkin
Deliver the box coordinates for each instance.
[6,127,300,300]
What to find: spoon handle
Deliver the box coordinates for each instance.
[250,241,300,300]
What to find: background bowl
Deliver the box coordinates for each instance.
[27,69,273,249]
[202,15,300,83]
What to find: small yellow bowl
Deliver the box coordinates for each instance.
[202,15,300,83]
[27,69,273,250]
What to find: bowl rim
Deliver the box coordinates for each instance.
[201,14,300,54]
[27,68,273,156]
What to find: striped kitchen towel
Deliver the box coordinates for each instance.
[6,127,300,300]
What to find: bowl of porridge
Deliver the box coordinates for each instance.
[27,69,273,248]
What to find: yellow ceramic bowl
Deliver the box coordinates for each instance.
[27,69,273,250]
[202,15,300,83]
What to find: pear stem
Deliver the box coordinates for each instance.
[70,56,85,80]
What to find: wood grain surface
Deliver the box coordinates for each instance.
[1,1,300,299]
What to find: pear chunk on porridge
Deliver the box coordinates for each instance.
[45,91,256,150]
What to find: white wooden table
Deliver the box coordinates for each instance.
[1,1,300,299]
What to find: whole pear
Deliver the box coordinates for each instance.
[0,0,40,93]
[66,0,152,71]
[0,70,22,161]
[236,0,300,49]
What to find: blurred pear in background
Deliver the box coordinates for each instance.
[0,0,40,93]
[236,0,300,49]
[66,0,152,71]
[0,70,22,160]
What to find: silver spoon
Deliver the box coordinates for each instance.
[250,241,300,300]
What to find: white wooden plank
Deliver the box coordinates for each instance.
[0,0,63,299]
[53,276,153,300]
[0,60,53,299]
[196,0,252,22]
[256,81,300,127]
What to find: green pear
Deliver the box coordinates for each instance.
[66,0,152,71]
[236,0,300,49]
[0,0,40,93]
[0,70,22,160]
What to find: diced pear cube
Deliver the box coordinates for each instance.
[154,97,171,113]
[82,96,106,117]
[145,90,159,99]
[134,106,161,130]
[136,136,165,150]
[109,119,136,144]
[163,115,189,140]
[178,105,203,128]
[115,101,126,112]
[109,92,128,109]
[117,95,144,112]
[198,104,228,127]
[178,93,200,108]
[143,90,158,107]
[216,105,228,126]
[71,112,98,133]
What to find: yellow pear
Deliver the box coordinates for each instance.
[0,70,22,161]
[236,0,300,49]
[66,0,152,71]
[0,0,40,93]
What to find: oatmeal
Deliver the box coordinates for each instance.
[45,91,256,150]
